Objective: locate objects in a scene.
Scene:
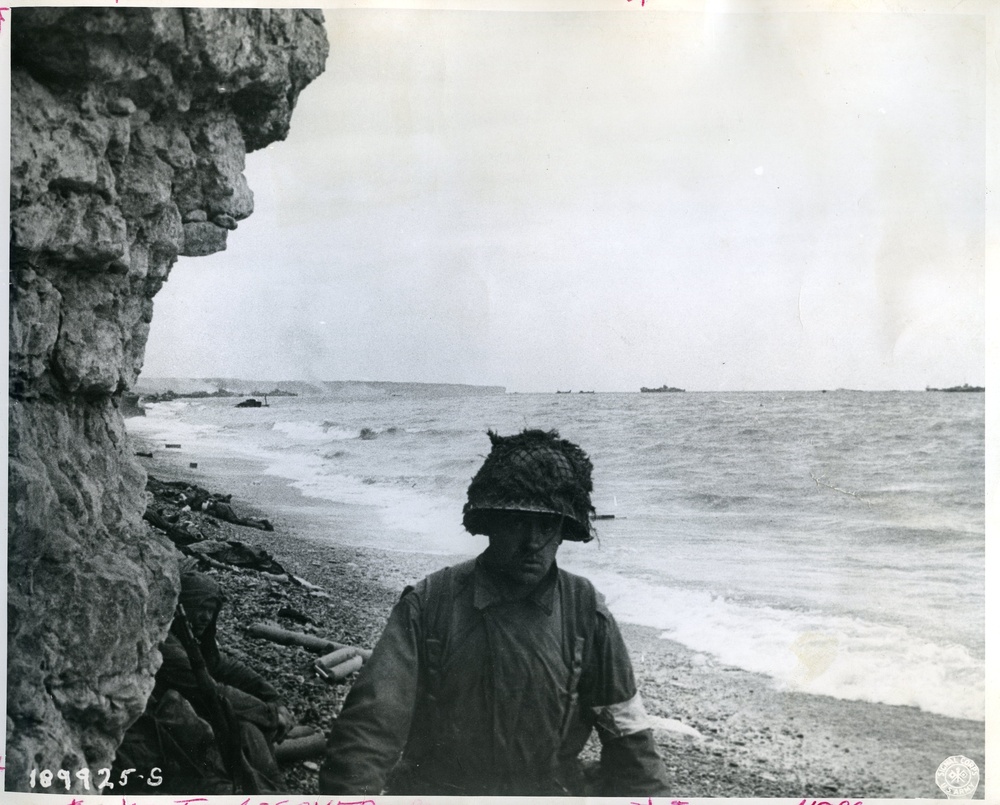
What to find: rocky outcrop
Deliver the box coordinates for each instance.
[7,8,327,790]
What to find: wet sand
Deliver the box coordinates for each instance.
[133,435,985,798]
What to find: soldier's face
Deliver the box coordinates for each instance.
[485,512,563,587]
[188,600,219,637]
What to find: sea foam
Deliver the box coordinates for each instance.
[568,566,985,722]
[129,390,986,724]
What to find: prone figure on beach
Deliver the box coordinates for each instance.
[114,569,293,793]
[319,428,670,796]
[186,491,274,531]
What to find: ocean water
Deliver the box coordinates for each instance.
[128,388,985,722]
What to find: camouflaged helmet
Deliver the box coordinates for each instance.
[462,429,595,542]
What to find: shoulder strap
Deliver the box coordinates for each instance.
[558,570,598,644]
[420,558,476,639]
[417,558,476,697]
[559,569,597,690]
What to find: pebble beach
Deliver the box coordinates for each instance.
[134,435,986,800]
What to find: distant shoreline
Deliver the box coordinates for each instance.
[133,379,984,396]
[132,378,507,397]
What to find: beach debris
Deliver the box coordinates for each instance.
[316,646,362,667]
[290,574,323,590]
[146,476,273,531]
[198,553,244,573]
[359,427,377,440]
[314,651,364,683]
[284,724,319,740]
[258,571,325,592]
[186,539,287,574]
[247,621,372,660]
[143,508,201,546]
[147,477,229,510]
[143,480,286,575]
[275,728,327,762]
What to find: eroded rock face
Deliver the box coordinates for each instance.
[7,8,327,789]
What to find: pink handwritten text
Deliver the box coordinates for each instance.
[631,799,691,805]
[236,799,374,805]
[60,799,366,805]
[799,800,863,805]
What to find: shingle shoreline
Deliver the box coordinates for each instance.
[133,437,986,798]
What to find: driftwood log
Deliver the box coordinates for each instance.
[246,621,373,660]
[315,654,364,683]
[274,729,327,762]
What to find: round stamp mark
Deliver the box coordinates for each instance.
[935,755,980,799]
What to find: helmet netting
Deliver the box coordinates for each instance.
[462,429,595,542]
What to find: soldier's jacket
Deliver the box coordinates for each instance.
[156,633,283,733]
[320,557,670,796]
[114,622,284,793]
[115,571,285,794]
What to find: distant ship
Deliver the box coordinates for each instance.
[926,384,984,393]
[640,384,685,393]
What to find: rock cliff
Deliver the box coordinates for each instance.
[7,8,328,790]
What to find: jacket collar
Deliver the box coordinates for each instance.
[472,555,558,614]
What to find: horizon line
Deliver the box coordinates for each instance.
[133,376,985,394]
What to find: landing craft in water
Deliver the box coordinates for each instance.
[925,384,985,393]
[235,396,270,408]
[640,384,685,393]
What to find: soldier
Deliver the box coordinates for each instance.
[320,429,670,796]
[115,570,293,793]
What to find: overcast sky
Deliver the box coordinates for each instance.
[141,5,987,392]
